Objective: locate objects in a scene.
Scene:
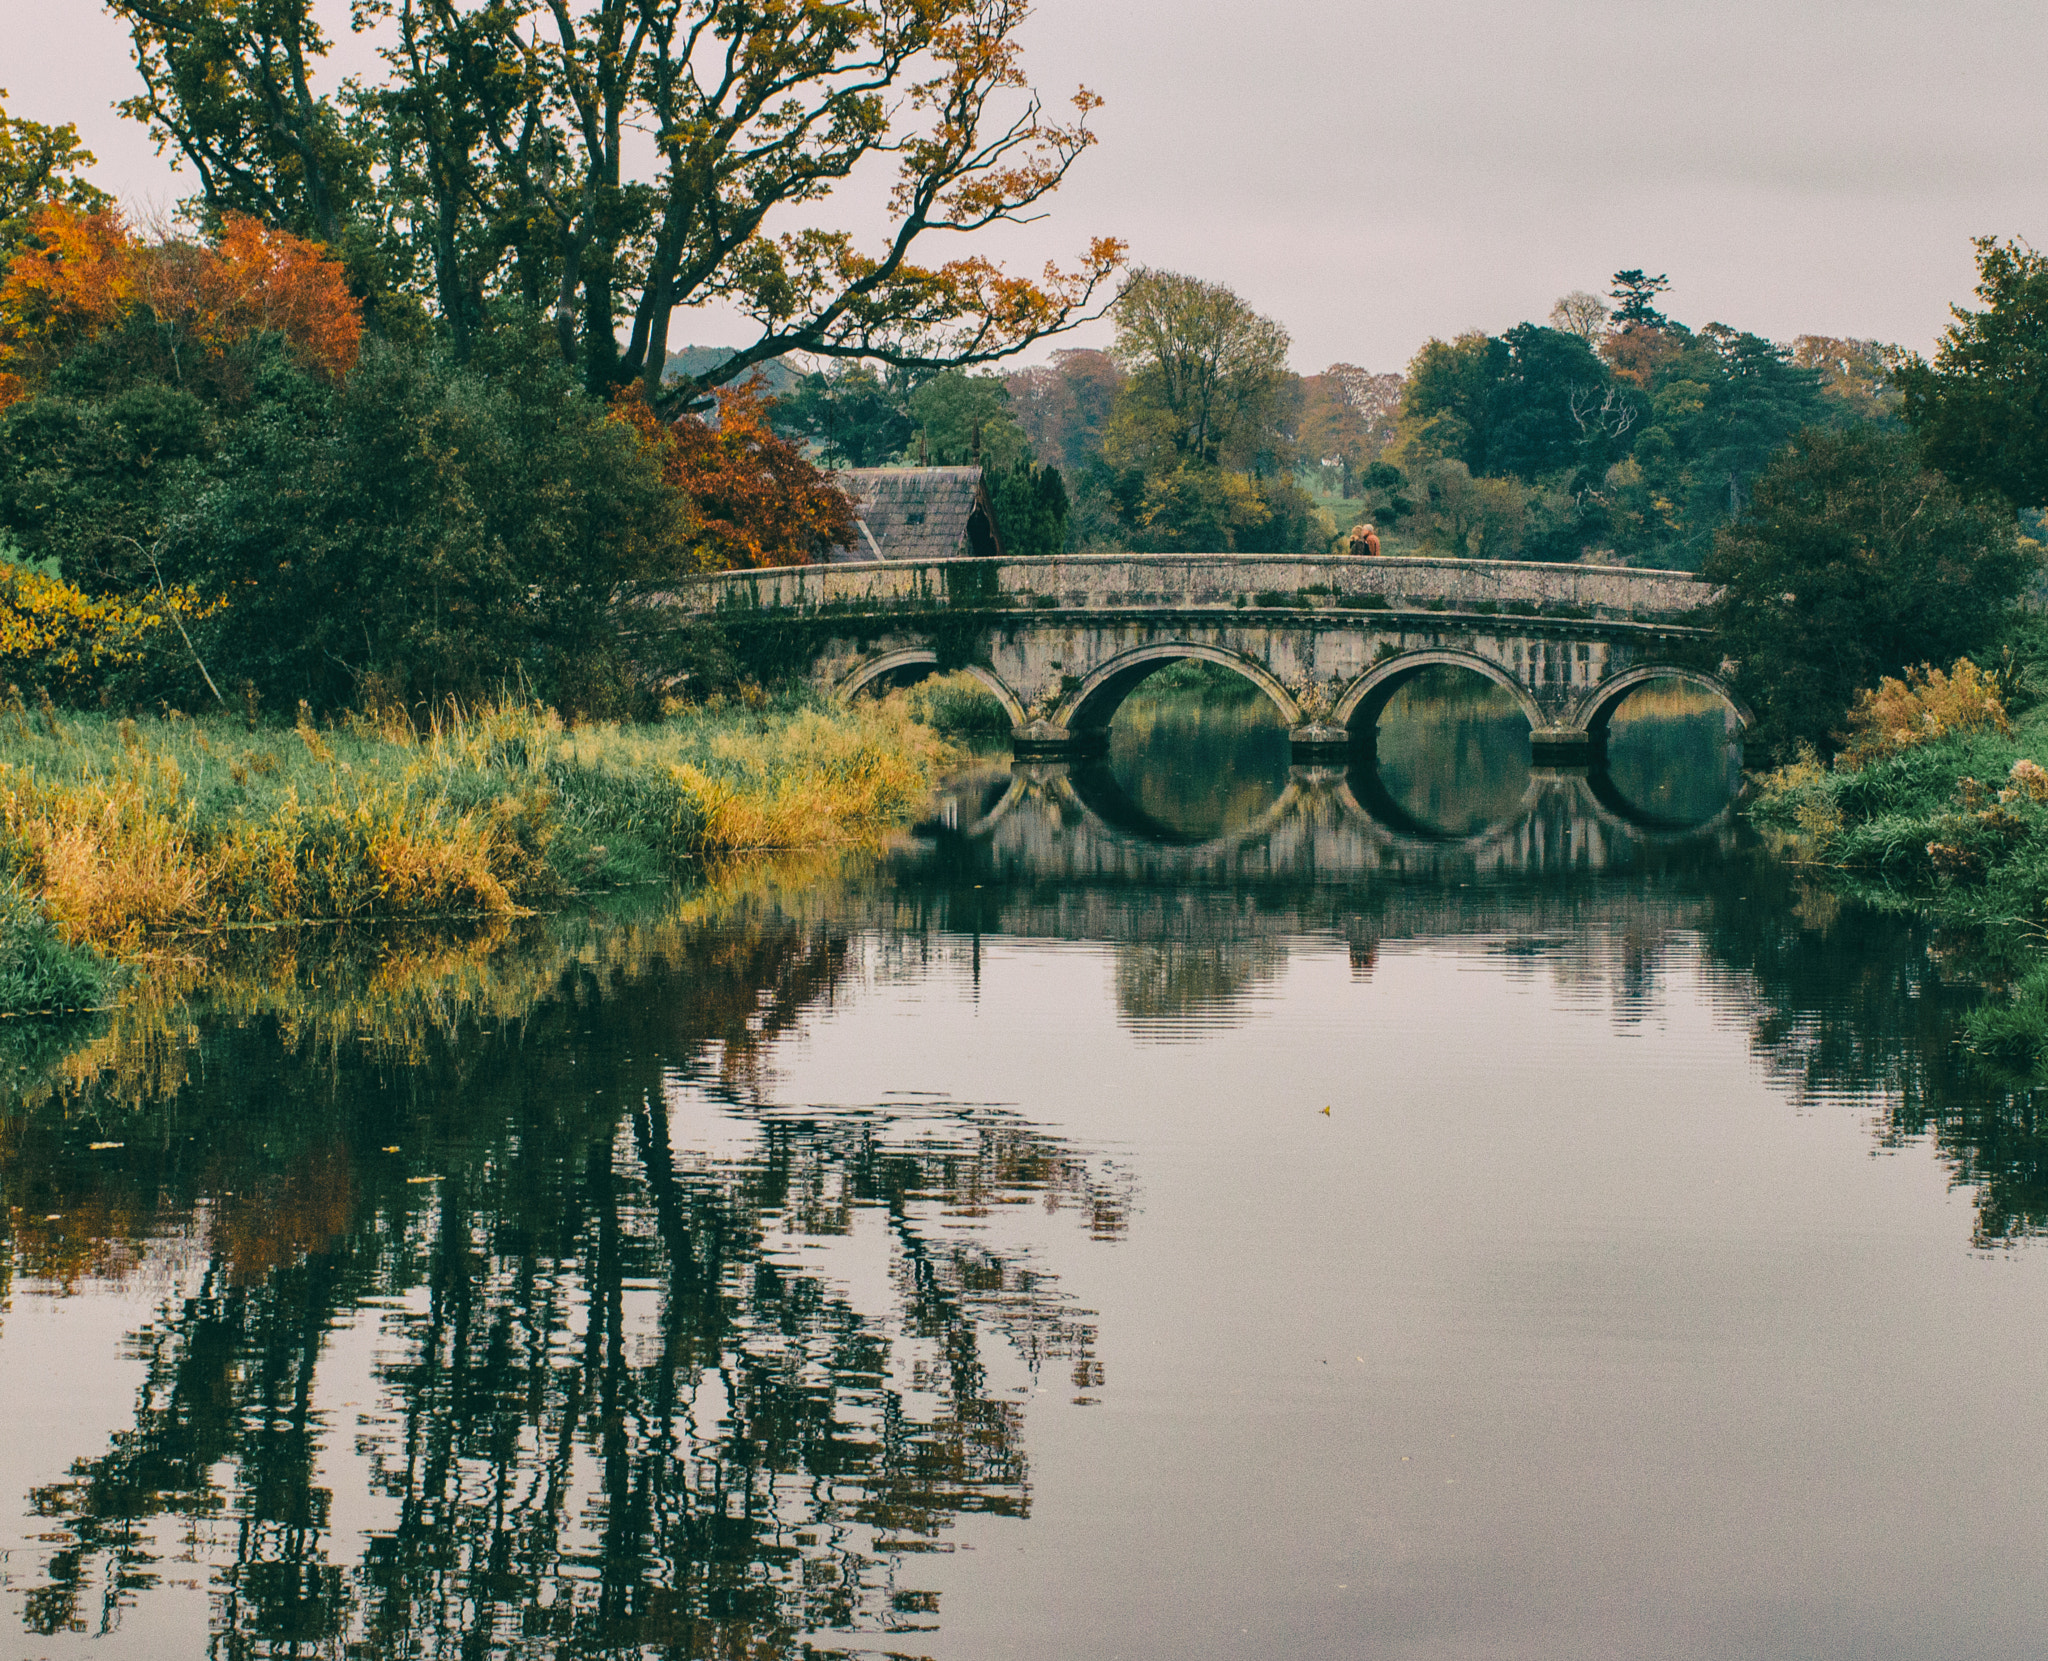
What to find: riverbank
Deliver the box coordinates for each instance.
[1750,666,2048,1073]
[0,692,960,1014]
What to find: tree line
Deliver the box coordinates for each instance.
[6,16,2048,755]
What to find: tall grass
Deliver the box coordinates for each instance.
[0,692,954,1008]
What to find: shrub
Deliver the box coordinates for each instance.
[1840,658,2011,768]
[897,670,1011,737]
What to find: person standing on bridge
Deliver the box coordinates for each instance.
[1346,521,1381,556]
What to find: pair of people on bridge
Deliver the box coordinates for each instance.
[1346,522,1381,556]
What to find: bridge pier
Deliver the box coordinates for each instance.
[1288,723,1353,760]
[1012,719,1109,760]
[1529,726,1603,766]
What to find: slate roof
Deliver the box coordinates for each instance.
[825,467,1001,562]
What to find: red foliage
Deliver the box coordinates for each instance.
[0,204,361,404]
[615,379,857,570]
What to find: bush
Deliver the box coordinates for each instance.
[896,670,1011,737]
[1839,658,2011,768]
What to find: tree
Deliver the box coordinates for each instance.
[1608,269,1671,329]
[1297,362,1402,494]
[1792,335,1907,422]
[1898,238,2048,508]
[1396,324,1623,483]
[616,378,856,570]
[773,365,918,468]
[1548,289,1610,344]
[908,371,1030,469]
[0,205,362,409]
[1006,347,1122,473]
[0,91,113,262]
[109,0,1125,397]
[1084,270,1318,553]
[1704,424,2032,758]
[986,456,1068,558]
[175,337,689,709]
[1104,268,1291,472]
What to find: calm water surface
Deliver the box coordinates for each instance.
[4,674,2048,1660]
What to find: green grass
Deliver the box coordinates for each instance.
[0,692,954,995]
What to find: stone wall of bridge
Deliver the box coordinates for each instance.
[662,552,1739,763]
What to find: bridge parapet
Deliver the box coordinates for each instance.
[675,552,1715,628]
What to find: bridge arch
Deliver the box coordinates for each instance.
[1331,649,1548,735]
[1569,665,1752,736]
[1056,643,1304,734]
[837,648,1029,727]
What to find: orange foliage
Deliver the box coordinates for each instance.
[0,206,132,396]
[137,212,362,381]
[615,379,857,570]
[0,204,361,404]
[1600,324,1682,389]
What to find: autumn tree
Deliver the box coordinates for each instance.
[0,91,113,262]
[1006,347,1122,473]
[617,379,856,570]
[109,0,1124,397]
[0,205,361,404]
[1791,335,1907,423]
[1298,363,1402,494]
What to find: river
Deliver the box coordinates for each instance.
[3,672,2046,1660]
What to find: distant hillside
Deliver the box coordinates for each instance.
[663,347,801,393]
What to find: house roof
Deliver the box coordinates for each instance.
[826,467,996,562]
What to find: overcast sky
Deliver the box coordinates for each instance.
[11,0,2048,372]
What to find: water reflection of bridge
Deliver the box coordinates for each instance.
[918,757,1739,887]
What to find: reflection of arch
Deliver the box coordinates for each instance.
[1056,644,1302,733]
[1062,762,1306,852]
[1336,762,1738,852]
[1332,650,1547,734]
[1580,763,1736,835]
[1571,665,1752,735]
[837,649,1028,726]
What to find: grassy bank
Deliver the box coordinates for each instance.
[1751,664,2048,1072]
[0,692,955,1013]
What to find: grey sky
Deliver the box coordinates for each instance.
[10,0,2046,373]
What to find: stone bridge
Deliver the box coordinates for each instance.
[665,552,1745,763]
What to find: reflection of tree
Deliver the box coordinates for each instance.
[11,906,1128,1657]
[1113,937,1289,1032]
[1699,847,2048,1246]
